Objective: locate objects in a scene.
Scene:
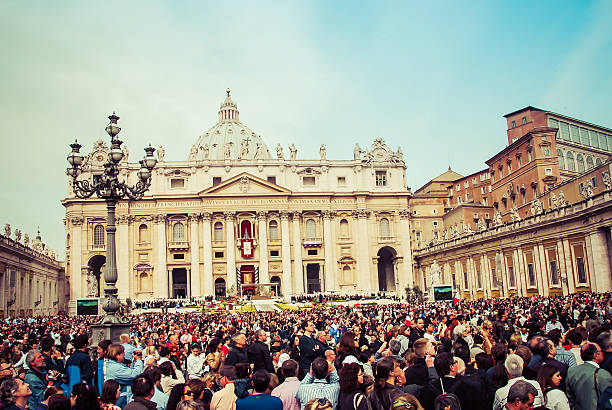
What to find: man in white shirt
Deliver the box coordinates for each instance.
[493,354,544,410]
[186,343,206,380]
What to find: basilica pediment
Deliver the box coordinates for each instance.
[198,172,291,196]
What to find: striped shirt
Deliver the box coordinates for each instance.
[295,371,340,410]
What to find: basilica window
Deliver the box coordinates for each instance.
[576,154,585,173]
[343,266,353,284]
[138,224,150,244]
[93,225,105,247]
[586,156,594,170]
[268,220,279,240]
[375,171,387,186]
[305,219,316,239]
[173,222,185,242]
[339,219,349,237]
[379,218,390,237]
[213,222,223,241]
[557,149,565,169]
[240,220,252,239]
[566,151,575,171]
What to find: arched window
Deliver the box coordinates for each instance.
[173,222,185,242]
[305,219,316,239]
[268,220,279,240]
[339,219,349,237]
[140,271,152,292]
[93,225,105,246]
[566,152,576,171]
[576,154,585,172]
[343,266,353,283]
[138,224,149,243]
[557,149,565,169]
[379,218,390,237]
[586,156,594,170]
[214,222,223,241]
[596,158,603,166]
[240,220,252,239]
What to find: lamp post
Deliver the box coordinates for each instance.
[67,113,157,341]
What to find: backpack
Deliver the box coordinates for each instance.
[353,392,373,410]
[434,379,461,410]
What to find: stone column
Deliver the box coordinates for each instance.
[555,240,569,295]
[292,212,304,294]
[154,214,168,298]
[257,211,270,285]
[515,248,526,296]
[588,229,612,292]
[225,212,237,295]
[116,215,131,301]
[70,217,84,301]
[189,213,202,298]
[561,238,576,293]
[355,210,372,292]
[322,211,335,292]
[398,210,414,292]
[202,213,214,297]
[280,211,292,296]
[536,243,549,296]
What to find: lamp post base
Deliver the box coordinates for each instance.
[91,322,131,345]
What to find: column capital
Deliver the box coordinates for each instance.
[291,210,302,220]
[354,209,370,219]
[398,209,410,219]
[188,213,202,222]
[322,210,335,219]
[224,211,236,221]
[70,217,84,226]
[201,212,212,222]
[153,214,167,224]
[116,215,130,225]
[256,211,268,221]
[280,210,291,220]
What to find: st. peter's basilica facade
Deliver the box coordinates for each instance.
[63,90,413,308]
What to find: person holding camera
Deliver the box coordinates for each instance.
[105,344,144,408]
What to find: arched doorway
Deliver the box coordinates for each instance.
[87,255,106,297]
[377,247,396,292]
[172,268,187,298]
[215,278,226,297]
[270,275,281,297]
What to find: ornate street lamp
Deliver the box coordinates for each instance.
[67,113,157,340]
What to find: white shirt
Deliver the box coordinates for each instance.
[493,377,545,410]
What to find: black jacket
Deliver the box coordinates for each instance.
[226,345,249,367]
[298,335,318,375]
[404,358,429,386]
[246,341,274,373]
[124,397,157,410]
[65,349,93,385]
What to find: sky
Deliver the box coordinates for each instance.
[1,0,611,259]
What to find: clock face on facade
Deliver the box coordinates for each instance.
[96,155,104,162]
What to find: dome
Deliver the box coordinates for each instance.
[189,89,272,161]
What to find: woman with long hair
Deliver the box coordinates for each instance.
[338,362,368,410]
[537,363,569,410]
[100,379,121,410]
[204,338,225,373]
[336,332,358,369]
[166,384,191,410]
[201,373,216,405]
[71,383,101,410]
[367,357,404,410]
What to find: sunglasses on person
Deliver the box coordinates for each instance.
[184,390,194,396]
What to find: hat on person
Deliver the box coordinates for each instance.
[277,353,290,368]
[342,355,363,366]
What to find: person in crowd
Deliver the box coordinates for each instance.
[165,384,188,410]
[545,315,564,334]
[336,332,358,369]
[204,338,225,374]
[160,361,185,395]
[105,343,144,408]
[0,378,32,410]
[528,337,568,390]
[143,365,168,410]
[505,380,538,410]
[24,350,52,410]
[120,335,136,364]
[492,354,544,410]
[100,379,122,410]
[547,329,576,369]
[200,372,216,405]
[71,382,101,410]
[187,379,205,406]
[409,318,425,347]
[66,334,93,388]
[35,386,63,410]
[0,360,15,386]
[299,321,319,379]
[124,374,157,410]
[566,329,584,366]
[338,362,368,410]
[39,337,64,377]
[47,394,71,410]
[186,344,206,380]
[210,365,238,410]
[235,370,282,410]
[233,362,252,399]
[314,331,331,359]
[536,363,570,410]
[272,359,300,410]
[296,357,340,410]
[96,340,112,395]
[597,331,612,373]
[226,333,249,367]
[303,397,332,410]
[403,338,433,386]
[175,401,204,410]
[246,330,274,373]
[566,342,612,410]
[368,357,416,410]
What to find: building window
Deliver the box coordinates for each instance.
[415,231,421,241]
[456,184,461,192]
[508,162,512,172]
[173,253,185,260]
[213,222,223,241]
[522,116,527,124]
[596,158,603,166]
[586,156,594,170]
[557,149,565,169]
[544,147,550,156]
[527,263,535,287]
[589,130,600,148]
[463,270,469,289]
[268,220,279,240]
[303,176,316,186]
[375,171,387,186]
[511,120,516,128]
[267,176,276,184]
[379,218,390,237]
[172,222,185,242]
[214,251,224,258]
[305,219,316,239]
[138,224,149,243]
[545,168,552,176]
[170,178,184,188]
[339,219,349,237]
[432,209,438,214]
[508,266,515,288]
[576,154,585,172]
[570,125,580,143]
[591,176,597,188]
[307,249,318,256]
[270,250,280,257]
[94,225,105,246]
[337,176,346,185]
[212,177,222,186]
[550,260,559,285]
[476,270,482,289]
[566,151,575,171]
[432,221,439,227]
[499,167,504,178]
[576,257,586,284]
[559,122,570,140]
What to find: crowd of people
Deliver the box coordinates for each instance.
[0,292,611,410]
